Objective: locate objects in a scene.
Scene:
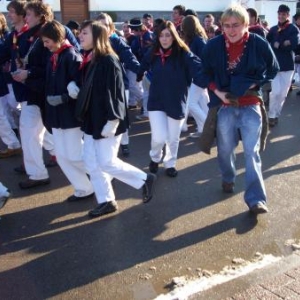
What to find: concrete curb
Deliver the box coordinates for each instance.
[191,251,300,300]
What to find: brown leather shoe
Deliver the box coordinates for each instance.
[19,178,50,189]
[0,148,22,158]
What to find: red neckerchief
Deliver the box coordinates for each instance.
[155,47,172,65]
[50,40,72,71]
[277,20,290,32]
[173,17,183,29]
[12,24,29,49]
[79,50,93,70]
[224,31,249,70]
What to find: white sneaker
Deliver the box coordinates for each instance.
[189,132,202,138]
[135,114,149,121]
[0,190,10,209]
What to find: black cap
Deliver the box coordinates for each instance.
[294,12,300,20]
[278,4,290,13]
[143,13,153,19]
[184,9,198,17]
[66,20,80,30]
[129,18,143,29]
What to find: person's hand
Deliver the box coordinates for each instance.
[47,95,63,106]
[214,89,231,104]
[225,93,239,107]
[11,69,27,83]
[101,120,120,138]
[283,40,291,46]
[274,41,280,49]
[67,81,80,99]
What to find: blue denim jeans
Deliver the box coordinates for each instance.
[216,105,267,208]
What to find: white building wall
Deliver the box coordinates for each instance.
[0,0,297,25]
[89,0,233,11]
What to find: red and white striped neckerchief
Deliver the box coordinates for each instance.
[50,40,72,71]
[79,50,93,70]
[12,24,29,49]
[155,47,172,65]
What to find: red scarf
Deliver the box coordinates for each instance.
[79,50,93,70]
[12,24,29,49]
[224,32,249,70]
[155,48,172,65]
[173,17,183,29]
[277,20,290,32]
[50,40,72,71]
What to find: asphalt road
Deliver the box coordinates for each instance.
[1,88,300,300]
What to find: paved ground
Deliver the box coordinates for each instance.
[1,87,300,300]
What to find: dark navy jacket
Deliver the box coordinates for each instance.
[0,26,32,102]
[0,31,9,97]
[110,34,140,73]
[189,35,206,59]
[0,24,80,103]
[130,30,154,62]
[139,49,202,119]
[45,47,82,130]
[267,22,299,71]
[200,33,279,107]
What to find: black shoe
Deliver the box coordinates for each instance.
[128,105,137,110]
[88,201,118,218]
[120,144,130,157]
[19,178,50,189]
[149,160,159,174]
[222,182,234,193]
[249,202,269,214]
[46,156,58,168]
[14,164,26,174]
[165,167,178,178]
[268,118,276,127]
[142,173,157,203]
[66,193,94,202]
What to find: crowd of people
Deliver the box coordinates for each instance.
[0,1,299,218]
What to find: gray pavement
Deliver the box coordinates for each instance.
[1,88,300,300]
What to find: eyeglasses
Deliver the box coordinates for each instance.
[222,23,242,29]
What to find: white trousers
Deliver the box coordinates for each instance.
[148,111,184,169]
[269,71,294,118]
[52,128,93,197]
[20,102,49,180]
[0,181,8,196]
[0,84,20,149]
[121,89,129,145]
[187,83,209,132]
[141,76,150,116]
[83,134,147,204]
[127,70,143,106]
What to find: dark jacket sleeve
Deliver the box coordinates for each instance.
[64,26,80,51]
[110,35,140,73]
[103,55,126,121]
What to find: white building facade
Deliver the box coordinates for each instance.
[0,0,298,26]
